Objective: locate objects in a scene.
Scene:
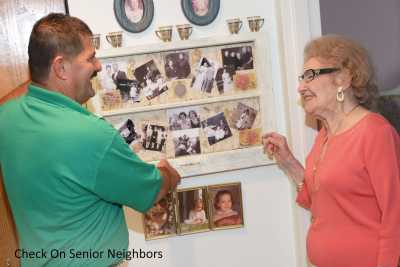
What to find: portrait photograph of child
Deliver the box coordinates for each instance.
[143,191,177,240]
[208,183,244,230]
[177,187,210,235]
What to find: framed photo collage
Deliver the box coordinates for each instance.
[89,33,276,177]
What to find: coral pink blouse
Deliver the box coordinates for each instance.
[297,113,400,267]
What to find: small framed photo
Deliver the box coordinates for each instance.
[114,0,154,33]
[143,191,177,240]
[181,0,220,26]
[176,187,210,235]
[208,182,244,230]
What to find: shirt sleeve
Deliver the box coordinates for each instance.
[94,133,162,213]
[364,123,400,267]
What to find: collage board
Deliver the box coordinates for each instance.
[93,42,264,162]
[143,182,244,240]
[92,42,258,110]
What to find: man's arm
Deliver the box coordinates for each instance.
[154,159,181,202]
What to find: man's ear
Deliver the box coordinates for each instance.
[52,55,69,80]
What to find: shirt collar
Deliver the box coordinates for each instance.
[27,84,91,115]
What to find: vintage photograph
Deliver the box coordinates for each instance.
[100,62,141,103]
[191,57,216,93]
[144,191,177,240]
[141,123,167,152]
[164,51,191,80]
[231,102,258,130]
[221,46,254,74]
[134,60,168,100]
[208,183,244,229]
[124,0,144,23]
[117,119,141,144]
[172,129,201,157]
[168,107,201,131]
[201,112,233,145]
[215,65,234,94]
[177,187,210,234]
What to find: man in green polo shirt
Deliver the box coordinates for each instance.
[0,13,181,267]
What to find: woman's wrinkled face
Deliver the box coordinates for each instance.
[297,57,339,117]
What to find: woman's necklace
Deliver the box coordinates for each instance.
[311,104,360,193]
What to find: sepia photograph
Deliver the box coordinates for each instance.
[231,102,258,130]
[177,187,210,234]
[201,112,232,145]
[208,183,244,230]
[164,51,191,80]
[141,123,167,152]
[134,60,168,100]
[191,57,216,93]
[172,128,201,157]
[144,191,177,240]
[221,46,254,74]
[168,107,201,131]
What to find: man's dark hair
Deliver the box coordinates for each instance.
[28,13,92,83]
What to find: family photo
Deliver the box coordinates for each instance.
[201,112,233,145]
[164,52,191,80]
[168,107,201,131]
[142,124,167,152]
[172,129,201,157]
[134,60,168,100]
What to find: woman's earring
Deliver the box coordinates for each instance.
[336,87,345,102]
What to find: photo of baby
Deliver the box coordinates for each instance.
[201,112,233,145]
[231,102,258,130]
[209,183,243,229]
[143,191,177,240]
[177,187,210,234]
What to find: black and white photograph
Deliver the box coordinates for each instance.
[164,52,191,79]
[168,107,201,131]
[172,129,201,157]
[215,65,234,94]
[134,60,168,100]
[109,62,141,103]
[201,112,233,145]
[231,102,258,130]
[117,119,141,144]
[221,46,254,74]
[190,57,216,93]
[141,123,167,152]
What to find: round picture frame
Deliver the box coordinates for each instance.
[114,0,154,33]
[181,0,220,26]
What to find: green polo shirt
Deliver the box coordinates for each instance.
[0,84,162,267]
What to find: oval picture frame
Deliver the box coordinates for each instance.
[114,0,154,33]
[181,0,220,26]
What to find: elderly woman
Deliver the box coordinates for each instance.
[263,35,400,267]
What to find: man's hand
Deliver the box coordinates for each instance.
[154,159,181,202]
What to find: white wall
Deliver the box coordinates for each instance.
[68,1,319,266]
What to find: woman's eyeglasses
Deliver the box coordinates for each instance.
[298,68,340,82]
